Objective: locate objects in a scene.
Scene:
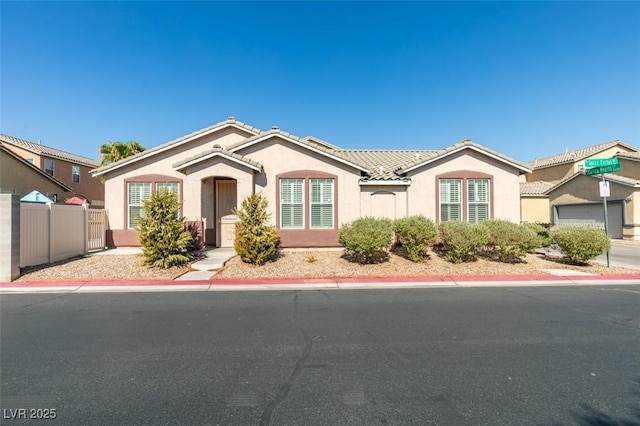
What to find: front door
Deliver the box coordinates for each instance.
[215,180,237,247]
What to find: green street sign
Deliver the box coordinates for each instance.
[585,158,619,167]
[585,163,621,176]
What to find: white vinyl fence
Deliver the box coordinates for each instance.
[20,203,107,268]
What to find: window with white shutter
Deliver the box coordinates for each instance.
[280,179,304,229]
[310,179,334,229]
[439,179,462,222]
[467,179,490,223]
[128,182,151,228]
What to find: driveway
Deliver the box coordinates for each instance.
[595,241,640,270]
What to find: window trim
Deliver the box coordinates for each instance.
[279,178,305,229]
[435,171,493,224]
[124,175,183,229]
[44,159,55,177]
[72,166,81,184]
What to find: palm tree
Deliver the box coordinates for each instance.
[99,141,146,167]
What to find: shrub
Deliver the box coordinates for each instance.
[483,219,539,262]
[233,193,279,265]
[552,226,611,264]
[438,221,490,263]
[137,187,193,268]
[394,215,437,262]
[339,217,394,264]
[521,222,553,249]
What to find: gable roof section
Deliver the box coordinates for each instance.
[227,127,370,173]
[527,140,638,170]
[0,143,73,192]
[398,139,532,175]
[173,146,263,173]
[544,171,640,195]
[0,133,98,168]
[520,181,554,196]
[92,117,262,177]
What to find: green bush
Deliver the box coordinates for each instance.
[521,222,553,249]
[552,226,611,264]
[137,188,193,268]
[233,193,279,265]
[394,215,437,262]
[438,221,490,263]
[339,217,394,264]
[483,219,539,262]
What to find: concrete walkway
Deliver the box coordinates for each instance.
[174,247,236,281]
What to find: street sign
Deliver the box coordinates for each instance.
[585,163,621,176]
[585,158,619,167]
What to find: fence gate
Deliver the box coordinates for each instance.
[87,209,107,250]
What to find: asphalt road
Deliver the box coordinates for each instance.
[2,286,640,425]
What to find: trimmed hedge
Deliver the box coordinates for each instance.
[394,215,437,262]
[521,222,553,249]
[339,217,394,264]
[552,226,611,264]
[483,219,539,262]
[438,221,490,263]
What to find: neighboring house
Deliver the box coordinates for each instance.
[0,134,104,205]
[520,143,640,240]
[0,142,73,200]
[92,117,531,248]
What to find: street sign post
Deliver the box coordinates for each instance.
[584,163,621,176]
[583,158,622,268]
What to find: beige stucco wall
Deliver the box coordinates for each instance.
[405,149,523,223]
[103,127,254,230]
[618,158,640,178]
[0,151,71,198]
[520,196,551,224]
[359,186,408,219]
[233,136,363,227]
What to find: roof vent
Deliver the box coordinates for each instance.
[271,126,279,131]
[414,153,421,160]
[378,166,385,174]
[227,116,235,121]
[213,144,221,149]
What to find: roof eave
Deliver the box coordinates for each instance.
[172,151,262,173]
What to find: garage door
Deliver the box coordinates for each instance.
[556,203,623,239]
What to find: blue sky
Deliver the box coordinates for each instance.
[2,1,639,163]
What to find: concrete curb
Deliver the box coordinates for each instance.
[1,274,639,294]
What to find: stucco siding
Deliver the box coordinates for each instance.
[0,152,71,197]
[406,150,522,223]
[521,197,551,224]
[234,136,363,228]
[360,186,408,220]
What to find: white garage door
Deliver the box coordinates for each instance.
[556,203,623,239]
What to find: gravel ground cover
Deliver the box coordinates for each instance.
[15,245,638,282]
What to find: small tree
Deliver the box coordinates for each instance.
[137,187,193,268]
[233,193,279,265]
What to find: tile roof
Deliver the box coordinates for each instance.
[338,149,435,180]
[398,139,531,174]
[0,142,73,192]
[93,117,262,176]
[0,134,99,168]
[520,181,554,196]
[172,145,263,172]
[615,151,640,161]
[527,140,638,169]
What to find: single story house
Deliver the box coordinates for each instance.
[92,117,532,248]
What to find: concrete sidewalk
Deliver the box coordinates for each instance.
[1,274,639,294]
